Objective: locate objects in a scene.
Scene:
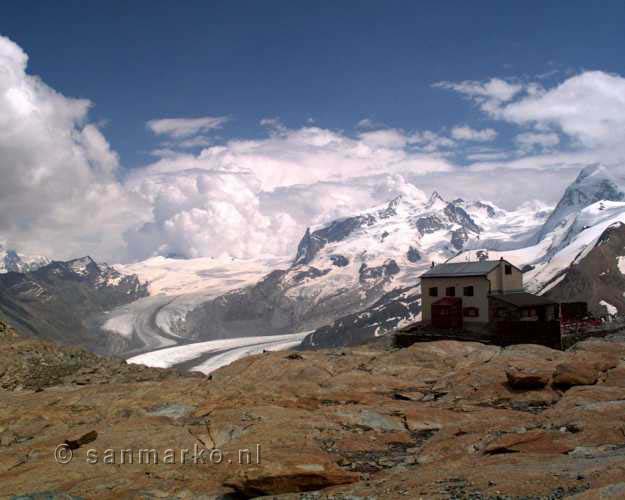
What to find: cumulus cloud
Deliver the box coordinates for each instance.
[123,124,456,260]
[124,168,298,260]
[451,125,497,142]
[0,34,142,261]
[147,116,229,138]
[0,34,460,263]
[7,31,625,264]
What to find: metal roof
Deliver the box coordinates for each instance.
[490,292,557,307]
[421,260,505,278]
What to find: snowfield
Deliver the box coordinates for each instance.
[116,255,290,296]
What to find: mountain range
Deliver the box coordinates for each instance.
[2,164,625,369]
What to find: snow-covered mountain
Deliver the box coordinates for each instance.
[292,190,548,287]
[114,190,549,352]
[454,164,625,314]
[0,245,50,274]
[10,163,625,364]
[537,164,625,247]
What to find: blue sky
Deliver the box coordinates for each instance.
[4,1,625,168]
[2,2,625,261]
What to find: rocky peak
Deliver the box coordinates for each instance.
[538,164,625,242]
[425,190,446,210]
[0,247,50,274]
[66,256,98,275]
[443,203,481,234]
[293,214,376,266]
[3,250,23,272]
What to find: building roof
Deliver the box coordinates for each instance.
[421,260,514,278]
[490,292,557,308]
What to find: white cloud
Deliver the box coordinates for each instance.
[123,125,455,259]
[147,116,229,138]
[434,78,523,114]
[408,130,455,152]
[0,35,461,263]
[175,136,214,149]
[355,117,386,130]
[465,151,510,161]
[439,70,625,169]
[358,128,408,149]
[0,35,141,261]
[139,125,454,192]
[515,132,560,151]
[499,71,625,149]
[451,125,497,142]
[259,116,286,133]
[124,168,298,260]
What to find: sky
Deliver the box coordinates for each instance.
[1,1,625,262]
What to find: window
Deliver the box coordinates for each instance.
[463,285,474,297]
[463,307,479,317]
[445,286,455,297]
[428,287,438,297]
[505,264,512,275]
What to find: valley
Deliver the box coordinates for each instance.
[4,165,625,372]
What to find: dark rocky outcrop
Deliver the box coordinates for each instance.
[406,246,421,263]
[544,222,625,316]
[358,259,400,282]
[329,254,349,267]
[300,285,420,348]
[0,257,147,350]
[451,227,469,250]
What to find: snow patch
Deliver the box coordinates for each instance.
[600,300,618,316]
[618,256,625,275]
[101,313,135,338]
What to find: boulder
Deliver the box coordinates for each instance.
[224,459,358,496]
[505,363,551,389]
[553,361,600,388]
[482,430,573,455]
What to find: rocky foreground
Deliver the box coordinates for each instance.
[1,320,625,499]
